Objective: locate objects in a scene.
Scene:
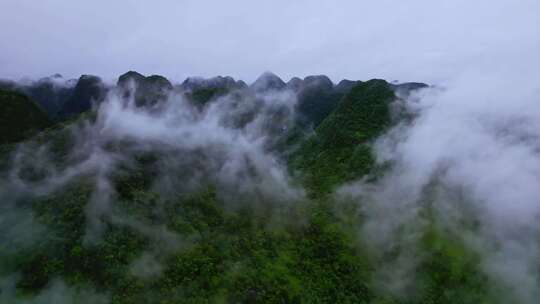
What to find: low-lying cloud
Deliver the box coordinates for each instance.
[338,70,540,302]
[0,83,305,301]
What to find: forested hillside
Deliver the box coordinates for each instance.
[0,73,502,303]
[0,89,51,144]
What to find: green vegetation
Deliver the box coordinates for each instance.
[0,79,495,303]
[117,71,173,107]
[416,226,489,304]
[0,89,52,144]
[290,79,394,195]
[3,177,375,303]
[60,75,105,118]
[189,87,229,106]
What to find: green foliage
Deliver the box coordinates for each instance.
[189,87,229,106]
[295,79,344,128]
[291,79,395,195]
[10,181,147,296]
[0,89,52,144]
[152,191,374,303]
[7,180,381,303]
[0,78,501,303]
[117,71,172,107]
[113,153,159,202]
[416,225,490,304]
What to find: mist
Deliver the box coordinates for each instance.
[1,81,303,235]
[1,0,540,302]
[0,81,309,302]
[336,62,540,302]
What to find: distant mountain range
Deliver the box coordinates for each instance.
[0,71,427,145]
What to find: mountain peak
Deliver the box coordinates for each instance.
[181,75,244,91]
[117,71,146,86]
[286,77,303,91]
[302,75,333,90]
[251,71,286,92]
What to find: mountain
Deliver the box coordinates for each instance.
[250,71,287,92]
[0,74,113,120]
[286,77,303,92]
[1,77,391,303]
[293,75,342,128]
[117,71,172,107]
[181,76,246,106]
[26,76,74,117]
[0,89,52,144]
[0,75,75,118]
[60,75,107,118]
[290,79,396,195]
[0,73,494,304]
[181,75,245,91]
[335,79,361,94]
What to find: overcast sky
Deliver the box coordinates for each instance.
[1,0,539,84]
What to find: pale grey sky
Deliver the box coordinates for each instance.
[1,0,539,83]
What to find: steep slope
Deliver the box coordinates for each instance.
[250,72,286,92]
[117,71,172,107]
[286,77,303,92]
[60,75,106,118]
[294,75,342,128]
[290,79,395,195]
[0,75,75,119]
[0,89,52,144]
[334,79,361,94]
[0,75,495,304]
[26,77,74,118]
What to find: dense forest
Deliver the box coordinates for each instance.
[0,71,523,303]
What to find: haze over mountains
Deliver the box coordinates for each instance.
[0,72,436,303]
[2,0,540,302]
[0,71,425,139]
[2,63,540,304]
